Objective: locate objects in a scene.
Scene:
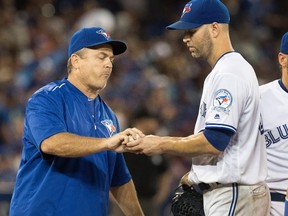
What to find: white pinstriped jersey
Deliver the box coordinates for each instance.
[260,79,288,195]
[188,52,267,184]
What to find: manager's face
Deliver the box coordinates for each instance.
[74,44,114,92]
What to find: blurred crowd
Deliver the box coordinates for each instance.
[0,0,287,215]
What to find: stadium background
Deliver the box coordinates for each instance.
[0,0,287,215]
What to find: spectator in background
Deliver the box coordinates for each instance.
[124,110,170,216]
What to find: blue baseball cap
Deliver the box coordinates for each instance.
[68,27,127,57]
[166,0,230,30]
[280,32,288,54]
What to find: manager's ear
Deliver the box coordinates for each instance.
[71,53,80,69]
[278,53,287,67]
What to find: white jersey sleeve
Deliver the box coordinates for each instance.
[260,79,288,194]
[190,52,267,185]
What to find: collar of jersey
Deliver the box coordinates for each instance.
[278,79,288,93]
[213,51,237,69]
[64,78,99,102]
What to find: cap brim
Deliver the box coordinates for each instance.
[107,41,127,55]
[108,41,127,55]
[166,20,203,30]
[87,40,127,55]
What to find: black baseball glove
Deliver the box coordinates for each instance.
[171,184,205,216]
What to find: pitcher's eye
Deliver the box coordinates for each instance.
[184,27,200,36]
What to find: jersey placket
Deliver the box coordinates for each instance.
[88,98,97,130]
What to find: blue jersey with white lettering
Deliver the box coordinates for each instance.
[10,78,131,216]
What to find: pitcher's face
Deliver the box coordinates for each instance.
[183,25,213,60]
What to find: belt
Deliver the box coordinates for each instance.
[270,192,286,202]
[193,182,220,194]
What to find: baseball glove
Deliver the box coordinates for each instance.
[171,184,205,216]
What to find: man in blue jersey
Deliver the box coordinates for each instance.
[9,27,144,216]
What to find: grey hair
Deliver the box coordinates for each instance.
[67,48,87,74]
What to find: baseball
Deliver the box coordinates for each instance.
[128,134,140,142]
[128,136,134,142]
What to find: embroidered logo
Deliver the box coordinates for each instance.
[213,89,232,113]
[200,102,207,117]
[96,29,111,40]
[101,120,116,137]
[181,3,192,17]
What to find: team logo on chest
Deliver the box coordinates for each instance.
[213,89,232,113]
[101,119,116,137]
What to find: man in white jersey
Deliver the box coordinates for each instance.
[261,32,288,216]
[125,0,270,215]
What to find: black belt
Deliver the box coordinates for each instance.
[270,192,286,202]
[193,182,220,194]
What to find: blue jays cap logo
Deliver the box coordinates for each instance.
[101,119,116,137]
[96,29,111,40]
[181,3,192,17]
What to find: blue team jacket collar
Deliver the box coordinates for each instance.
[64,78,99,102]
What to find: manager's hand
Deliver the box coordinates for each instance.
[108,128,145,153]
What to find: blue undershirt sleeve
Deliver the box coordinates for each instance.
[203,128,234,151]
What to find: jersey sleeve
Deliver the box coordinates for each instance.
[26,91,67,151]
[203,128,234,151]
[110,117,131,186]
[205,73,247,133]
[110,152,131,187]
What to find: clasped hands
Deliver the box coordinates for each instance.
[108,127,162,155]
